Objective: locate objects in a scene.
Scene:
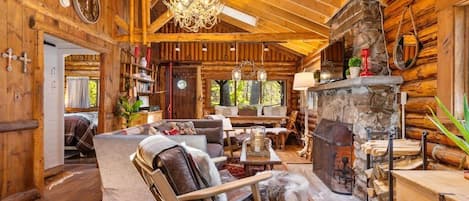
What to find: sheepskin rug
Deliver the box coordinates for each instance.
[258,171,313,201]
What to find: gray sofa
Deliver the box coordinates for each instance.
[93,119,224,201]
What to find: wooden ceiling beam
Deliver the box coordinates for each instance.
[114,15,129,33]
[223,0,330,38]
[148,9,174,33]
[220,14,312,55]
[261,0,334,20]
[115,32,323,43]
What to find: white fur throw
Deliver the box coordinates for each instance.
[258,171,313,201]
[180,142,228,201]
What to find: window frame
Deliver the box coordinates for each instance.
[437,0,469,120]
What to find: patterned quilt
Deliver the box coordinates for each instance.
[64,113,97,154]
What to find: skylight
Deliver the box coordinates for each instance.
[222,6,257,27]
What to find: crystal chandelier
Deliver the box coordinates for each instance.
[163,0,224,32]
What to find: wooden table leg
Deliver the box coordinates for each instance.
[225,130,233,158]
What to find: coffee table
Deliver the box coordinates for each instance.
[239,142,282,176]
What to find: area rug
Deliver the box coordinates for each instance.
[223,157,287,179]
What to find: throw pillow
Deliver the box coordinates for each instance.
[195,127,223,145]
[176,121,196,135]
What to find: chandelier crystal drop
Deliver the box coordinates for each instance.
[163,0,224,32]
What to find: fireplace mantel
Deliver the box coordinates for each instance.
[309,76,404,91]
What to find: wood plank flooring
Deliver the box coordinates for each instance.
[42,145,358,201]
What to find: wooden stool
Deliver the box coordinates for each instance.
[305,134,313,160]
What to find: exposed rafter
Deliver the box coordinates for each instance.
[261,0,334,21]
[148,10,174,33]
[223,0,330,37]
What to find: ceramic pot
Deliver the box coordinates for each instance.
[464,170,469,180]
[349,67,361,78]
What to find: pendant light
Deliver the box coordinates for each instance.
[232,42,242,81]
[257,43,267,82]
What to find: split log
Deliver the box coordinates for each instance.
[361,139,421,156]
[427,162,459,170]
[405,97,436,114]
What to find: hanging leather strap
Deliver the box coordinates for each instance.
[395,5,418,42]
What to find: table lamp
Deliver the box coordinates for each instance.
[293,71,315,156]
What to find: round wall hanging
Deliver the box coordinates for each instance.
[60,0,71,7]
[73,0,101,24]
[177,80,187,90]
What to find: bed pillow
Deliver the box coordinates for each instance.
[155,122,196,135]
[214,106,238,116]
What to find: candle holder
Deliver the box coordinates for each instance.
[244,126,271,157]
[360,48,373,77]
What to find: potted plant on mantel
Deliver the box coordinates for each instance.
[427,95,469,180]
[115,95,143,128]
[348,57,362,78]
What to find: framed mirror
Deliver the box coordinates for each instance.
[393,33,421,70]
[73,0,101,24]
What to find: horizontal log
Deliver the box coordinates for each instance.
[65,67,100,71]
[406,113,437,130]
[65,61,100,66]
[202,61,297,66]
[426,142,469,169]
[393,62,437,82]
[426,162,458,170]
[405,126,456,147]
[0,120,39,133]
[1,188,41,201]
[400,79,436,97]
[116,32,327,43]
[405,97,436,114]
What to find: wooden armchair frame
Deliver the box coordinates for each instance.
[131,154,272,201]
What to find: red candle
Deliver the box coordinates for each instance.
[146,46,151,65]
[134,45,140,64]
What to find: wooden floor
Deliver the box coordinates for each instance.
[42,145,357,201]
[42,164,102,201]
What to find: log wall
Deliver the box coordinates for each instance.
[154,22,302,115]
[0,0,122,199]
[385,0,468,168]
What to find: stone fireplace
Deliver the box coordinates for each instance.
[329,0,388,75]
[310,76,403,200]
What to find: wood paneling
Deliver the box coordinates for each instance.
[385,0,468,169]
[0,0,123,199]
[156,22,301,62]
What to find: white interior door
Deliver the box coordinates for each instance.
[43,44,64,170]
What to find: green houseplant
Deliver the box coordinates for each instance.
[427,95,469,179]
[348,57,362,78]
[115,95,143,128]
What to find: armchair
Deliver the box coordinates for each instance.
[132,135,272,201]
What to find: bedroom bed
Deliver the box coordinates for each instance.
[64,112,98,154]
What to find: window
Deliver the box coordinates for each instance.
[65,76,99,109]
[210,80,285,106]
[88,79,99,108]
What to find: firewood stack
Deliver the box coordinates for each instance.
[361,139,423,201]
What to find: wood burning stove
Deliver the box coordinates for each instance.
[312,119,353,195]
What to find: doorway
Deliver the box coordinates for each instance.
[169,66,197,119]
[42,34,101,176]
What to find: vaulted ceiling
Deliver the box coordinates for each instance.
[115,0,349,57]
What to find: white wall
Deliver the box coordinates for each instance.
[43,44,64,170]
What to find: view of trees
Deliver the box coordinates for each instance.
[211,80,284,106]
[89,79,99,107]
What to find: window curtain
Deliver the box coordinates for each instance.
[66,76,90,108]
